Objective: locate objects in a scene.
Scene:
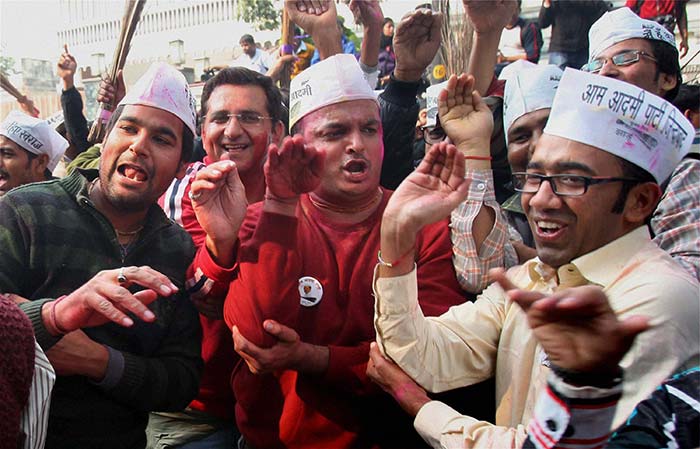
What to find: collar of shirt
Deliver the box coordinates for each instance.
[524,226,651,289]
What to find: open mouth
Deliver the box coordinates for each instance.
[118,163,149,182]
[534,220,568,241]
[223,143,248,153]
[537,220,562,234]
[343,159,368,174]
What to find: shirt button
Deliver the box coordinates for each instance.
[477,183,486,191]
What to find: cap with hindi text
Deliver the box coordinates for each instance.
[544,68,692,184]
[0,110,69,171]
[425,81,448,128]
[288,54,377,131]
[588,7,676,61]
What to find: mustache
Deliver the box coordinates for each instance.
[0,168,9,178]
[343,154,370,164]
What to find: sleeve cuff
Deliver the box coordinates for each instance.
[19,298,62,350]
[92,345,125,390]
[381,75,420,107]
[372,264,419,315]
[194,240,238,284]
[414,400,478,447]
[465,169,496,202]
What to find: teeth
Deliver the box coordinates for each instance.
[537,221,561,230]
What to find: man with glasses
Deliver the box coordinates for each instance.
[585,7,699,281]
[150,67,285,448]
[369,69,698,448]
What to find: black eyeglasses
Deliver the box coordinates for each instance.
[421,125,446,144]
[581,49,658,74]
[208,112,273,127]
[512,172,639,197]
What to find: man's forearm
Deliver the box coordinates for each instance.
[469,31,502,96]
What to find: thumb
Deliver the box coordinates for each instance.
[263,319,299,343]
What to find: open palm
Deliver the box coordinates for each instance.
[265,134,325,199]
[438,74,493,153]
[385,142,470,234]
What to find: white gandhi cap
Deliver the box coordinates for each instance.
[289,54,378,131]
[118,62,197,134]
[544,68,692,184]
[0,110,69,171]
[503,64,563,144]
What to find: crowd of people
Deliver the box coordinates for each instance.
[0,0,698,448]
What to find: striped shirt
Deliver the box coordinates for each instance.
[651,157,700,281]
[20,342,55,449]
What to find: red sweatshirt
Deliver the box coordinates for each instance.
[159,159,237,420]
[215,190,470,448]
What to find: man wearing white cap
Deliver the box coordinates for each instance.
[0,62,203,449]
[450,64,561,293]
[189,53,491,448]
[151,66,285,449]
[586,7,699,281]
[0,110,68,195]
[370,69,698,448]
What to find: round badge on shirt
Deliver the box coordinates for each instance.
[298,276,323,307]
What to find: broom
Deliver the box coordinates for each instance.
[87,0,146,143]
[0,73,40,117]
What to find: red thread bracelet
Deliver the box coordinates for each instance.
[464,155,492,161]
[377,246,415,268]
[51,295,69,335]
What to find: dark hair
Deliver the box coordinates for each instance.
[104,104,194,163]
[672,83,700,113]
[649,40,681,101]
[200,66,285,125]
[382,17,393,26]
[240,34,255,45]
[24,151,53,180]
[611,157,656,215]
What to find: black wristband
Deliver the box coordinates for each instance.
[550,363,623,389]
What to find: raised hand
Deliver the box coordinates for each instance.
[490,268,650,375]
[463,0,517,34]
[191,153,248,266]
[438,73,493,157]
[57,44,78,87]
[264,134,324,200]
[97,69,126,107]
[348,0,383,28]
[48,265,179,334]
[383,142,470,239]
[393,8,443,82]
[285,0,341,60]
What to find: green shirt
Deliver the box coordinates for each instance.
[0,169,203,449]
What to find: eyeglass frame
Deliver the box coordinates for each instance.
[206,111,275,128]
[581,49,658,74]
[511,172,640,197]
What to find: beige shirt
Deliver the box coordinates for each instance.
[373,226,699,449]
